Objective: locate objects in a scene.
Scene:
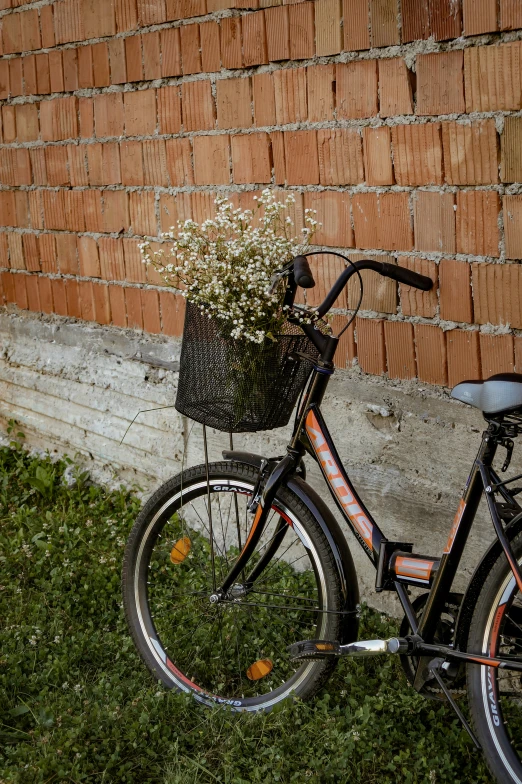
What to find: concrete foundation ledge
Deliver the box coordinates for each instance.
[0,309,511,614]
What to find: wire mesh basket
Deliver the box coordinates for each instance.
[175,302,319,433]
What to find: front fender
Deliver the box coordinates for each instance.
[223,450,359,644]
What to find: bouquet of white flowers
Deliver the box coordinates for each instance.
[139,189,318,344]
[140,190,321,433]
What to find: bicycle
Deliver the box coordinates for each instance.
[123,253,522,784]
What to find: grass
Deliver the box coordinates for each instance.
[0,431,491,783]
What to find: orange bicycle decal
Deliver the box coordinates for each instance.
[394,556,434,583]
[444,499,466,554]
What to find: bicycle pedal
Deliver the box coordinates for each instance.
[288,639,341,661]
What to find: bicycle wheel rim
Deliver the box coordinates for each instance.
[132,477,332,710]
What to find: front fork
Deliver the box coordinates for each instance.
[210,450,301,601]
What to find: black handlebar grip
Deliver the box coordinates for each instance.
[380,262,433,291]
[293,256,315,289]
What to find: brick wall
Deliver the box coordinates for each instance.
[0,0,521,388]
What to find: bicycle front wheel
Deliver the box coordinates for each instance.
[467,530,522,783]
[122,461,345,711]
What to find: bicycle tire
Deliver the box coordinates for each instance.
[467,531,522,783]
[122,461,345,711]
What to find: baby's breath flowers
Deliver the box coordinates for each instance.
[140,190,318,344]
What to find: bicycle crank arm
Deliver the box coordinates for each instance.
[289,637,407,661]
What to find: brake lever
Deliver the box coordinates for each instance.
[268,269,289,295]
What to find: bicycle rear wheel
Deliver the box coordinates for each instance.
[122,461,345,710]
[467,531,522,783]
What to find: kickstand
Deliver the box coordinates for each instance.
[428,660,481,750]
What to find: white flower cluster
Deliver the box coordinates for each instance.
[140,189,318,344]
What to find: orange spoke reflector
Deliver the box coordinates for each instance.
[315,643,335,651]
[246,659,273,681]
[170,537,191,564]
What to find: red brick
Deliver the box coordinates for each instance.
[447,329,481,385]
[414,191,455,253]
[353,192,413,251]
[442,120,499,185]
[125,35,143,82]
[167,0,206,18]
[21,8,41,50]
[83,0,116,37]
[501,116,522,183]
[329,317,356,368]
[125,286,143,330]
[315,0,341,55]
[336,61,378,119]
[99,237,125,281]
[68,145,89,187]
[102,190,130,233]
[0,193,15,227]
[317,129,363,185]
[252,73,276,126]
[92,282,111,325]
[115,0,139,31]
[142,31,161,80]
[23,235,40,272]
[14,192,29,229]
[77,279,94,321]
[157,86,181,134]
[273,67,307,124]
[109,285,127,327]
[463,0,498,35]
[129,191,157,235]
[414,324,447,385]
[200,21,221,71]
[38,276,54,314]
[398,257,437,318]
[180,23,201,74]
[78,45,94,89]
[143,139,169,186]
[13,273,28,310]
[265,6,289,61]
[303,191,353,248]
[40,5,56,48]
[38,235,57,274]
[306,64,334,123]
[1,106,15,143]
[83,190,104,232]
[515,337,522,373]
[231,132,271,184]
[220,16,243,68]
[456,191,500,258]
[287,2,314,59]
[501,0,522,29]
[78,235,101,278]
[384,321,416,379]
[138,0,166,24]
[92,42,110,87]
[48,51,64,94]
[480,334,514,378]
[123,237,146,282]
[428,0,462,41]
[34,55,50,97]
[242,11,268,66]
[29,150,46,186]
[94,92,124,138]
[120,140,144,185]
[182,80,215,131]
[64,190,86,232]
[378,58,413,118]
[0,234,7,270]
[160,291,185,336]
[472,262,522,328]
[439,259,473,323]
[372,0,399,46]
[40,96,78,141]
[356,317,386,375]
[304,250,346,308]
[8,233,24,269]
[343,0,370,50]
[193,135,231,185]
[43,191,65,231]
[504,195,522,260]
[96,142,121,184]
[45,148,69,186]
[391,124,443,186]
[271,130,286,184]
[124,89,156,136]
[65,278,81,319]
[141,289,161,334]
[165,139,194,186]
[9,57,23,97]
[0,61,9,100]
[56,233,78,276]
[12,149,32,186]
[2,12,21,53]
[15,104,38,143]
[109,37,127,85]
[159,193,191,232]
[22,55,37,96]
[1,271,16,303]
[363,127,393,186]
[416,51,465,116]
[284,130,319,185]
[144,242,166,285]
[161,27,182,76]
[79,97,94,138]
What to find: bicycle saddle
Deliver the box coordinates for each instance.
[451,373,522,415]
